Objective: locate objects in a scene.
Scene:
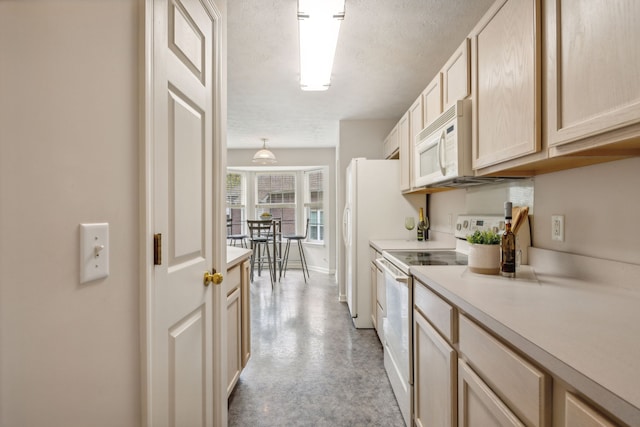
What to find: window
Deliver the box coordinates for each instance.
[255,173,296,235]
[226,172,245,234]
[305,169,324,242]
[226,167,327,245]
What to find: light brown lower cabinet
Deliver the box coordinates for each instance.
[414,279,628,427]
[226,259,251,397]
[241,259,251,368]
[226,265,242,397]
[552,380,620,427]
[413,308,457,427]
[458,359,525,427]
[458,314,550,426]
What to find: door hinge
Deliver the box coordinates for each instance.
[153,233,162,265]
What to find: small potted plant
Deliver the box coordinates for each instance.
[466,230,501,275]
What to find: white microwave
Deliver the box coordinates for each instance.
[414,99,472,187]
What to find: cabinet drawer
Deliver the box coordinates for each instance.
[414,281,456,343]
[565,393,616,427]
[226,264,241,294]
[459,314,549,427]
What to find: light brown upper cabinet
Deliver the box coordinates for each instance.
[383,123,399,159]
[422,73,443,127]
[545,0,640,156]
[442,39,471,111]
[398,111,411,191]
[470,0,542,171]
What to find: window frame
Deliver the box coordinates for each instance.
[304,169,325,244]
[226,171,246,235]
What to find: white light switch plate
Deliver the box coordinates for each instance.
[80,223,109,283]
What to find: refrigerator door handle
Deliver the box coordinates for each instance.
[342,205,351,246]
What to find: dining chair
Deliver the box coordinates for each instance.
[281,218,310,283]
[227,217,248,247]
[247,219,276,287]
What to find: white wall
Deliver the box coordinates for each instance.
[428,158,640,265]
[227,148,337,273]
[0,1,140,426]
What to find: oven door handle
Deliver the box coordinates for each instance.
[375,258,408,283]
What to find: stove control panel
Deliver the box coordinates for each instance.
[454,215,505,240]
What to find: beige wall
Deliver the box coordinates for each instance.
[429,157,640,265]
[0,1,140,425]
[532,157,640,264]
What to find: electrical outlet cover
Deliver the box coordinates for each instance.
[551,215,564,242]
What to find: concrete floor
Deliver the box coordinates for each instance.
[228,270,405,427]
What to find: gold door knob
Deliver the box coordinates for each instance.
[203,270,224,286]
[212,272,223,285]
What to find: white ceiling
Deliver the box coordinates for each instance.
[227,0,495,150]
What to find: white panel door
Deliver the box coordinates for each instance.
[145,0,224,426]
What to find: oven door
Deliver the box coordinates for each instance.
[375,257,412,426]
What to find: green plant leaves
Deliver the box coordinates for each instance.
[466,230,500,245]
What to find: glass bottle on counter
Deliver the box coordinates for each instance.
[501,201,516,277]
[417,208,426,241]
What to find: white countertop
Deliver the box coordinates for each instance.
[226,246,252,268]
[410,250,640,425]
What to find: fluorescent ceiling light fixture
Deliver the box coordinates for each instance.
[252,138,277,164]
[298,0,345,91]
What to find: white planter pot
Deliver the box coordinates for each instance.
[468,244,500,275]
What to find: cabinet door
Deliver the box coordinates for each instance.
[423,73,443,127]
[226,266,242,396]
[414,310,457,427]
[546,0,640,150]
[458,360,525,427]
[241,259,251,368]
[564,393,616,427]
[376,266,385,344]
[443,39,470,110]
[370,262,378,330]
[398,111,411,191]
[470,0,541,169]
[405,96,423,192]
[384,124,399,159]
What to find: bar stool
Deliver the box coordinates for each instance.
[247,219,276,288]
[227,217,247,247]
[281,219,310,283]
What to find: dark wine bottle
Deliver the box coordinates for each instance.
[501,202,516,277]
[417,208,426,241]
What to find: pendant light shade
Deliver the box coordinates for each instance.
[252,138,277,164]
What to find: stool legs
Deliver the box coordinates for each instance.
[281,238,309,283]
[250,241,274,288]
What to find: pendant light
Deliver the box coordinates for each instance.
[252,138,277,164]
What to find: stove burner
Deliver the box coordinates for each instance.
[385,250,468,268]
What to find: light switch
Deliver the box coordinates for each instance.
[80,223,109,283]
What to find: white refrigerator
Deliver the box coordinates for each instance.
[342,158,423,328]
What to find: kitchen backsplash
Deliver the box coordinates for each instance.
[429,157,640,266]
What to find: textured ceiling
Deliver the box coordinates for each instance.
[227,0,495,149]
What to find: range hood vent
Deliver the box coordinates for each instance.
[426,176,525,189]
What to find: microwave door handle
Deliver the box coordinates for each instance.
[438,130,446,175]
